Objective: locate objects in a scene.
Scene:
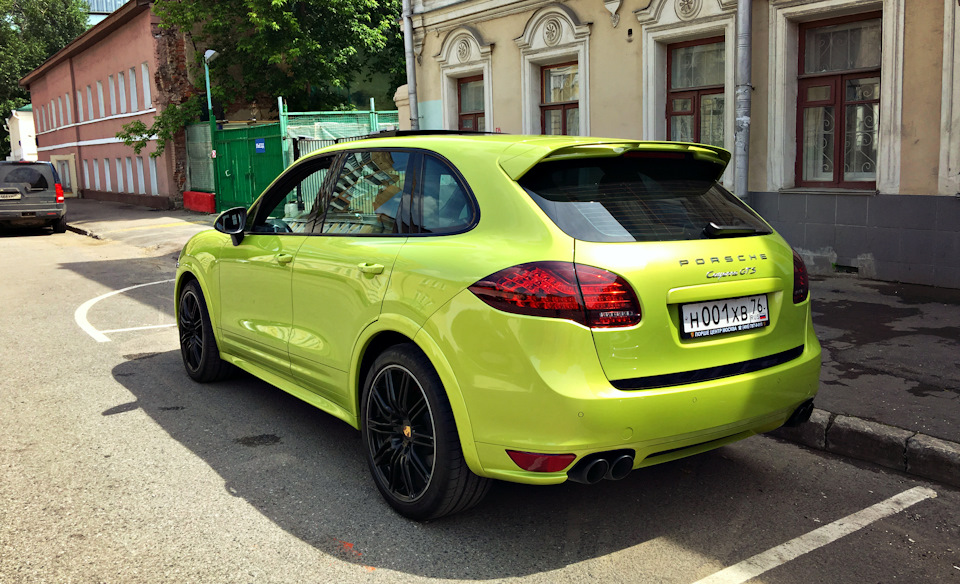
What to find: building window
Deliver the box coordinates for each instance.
[125,157,134,193]
[93,159,100,190]
[56,160,72,192]
[149,157,158,195]
[540,62,579,135]
[65,94,72,125]
[82,160,90,189]
[136,157,146,194]
[796,14,881,188]
[129,68,138,111]
[76,91,83,123]
[141,63,152,107]
[103,159,112,192]
[666,37,725,147]
[97,81,105,118]
[108,75,116,115]
[457,76,484,131]
[50,100,56,127]
[115,158,124,192]
[118,72,127,113]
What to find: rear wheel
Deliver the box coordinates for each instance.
[361,344,490,521]
[178,279,232,382]
[52,215,66,233]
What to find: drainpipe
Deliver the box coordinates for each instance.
[402,0,420,130]
[734,0,752,200]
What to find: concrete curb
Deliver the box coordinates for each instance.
[771,408,960,489]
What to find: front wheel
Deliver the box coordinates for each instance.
[361,344,490,521]
[178,279,232,382]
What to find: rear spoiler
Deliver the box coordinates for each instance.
[498,140,730,182]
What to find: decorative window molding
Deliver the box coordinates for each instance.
[767,0,904,194]
[515,4,591,135]
[435,26,494,131]
[635,0,736,187]
[940,0,960,195]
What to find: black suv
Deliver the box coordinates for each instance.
[0,161,66,233]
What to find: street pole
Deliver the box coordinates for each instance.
[734,0,752,201]
[401,0,420,130]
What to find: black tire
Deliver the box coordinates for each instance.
[52,215,67,233]
[177,279,232,382]
[361,344,490,521]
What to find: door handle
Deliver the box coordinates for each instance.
[357,262,384,275]
[276,253,294,266]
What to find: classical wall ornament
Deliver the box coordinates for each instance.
[455,38,471,63]
[543,17,563,46]
[675,0,702,20]
[604,0,622,27]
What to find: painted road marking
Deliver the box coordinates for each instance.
[75,279,175,342]
[693,486,937,584]
[100,221,211,233]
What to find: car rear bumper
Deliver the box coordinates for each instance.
[0,205,65,227]
[422,290,822,484]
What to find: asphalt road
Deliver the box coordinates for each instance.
[1,228,958,583]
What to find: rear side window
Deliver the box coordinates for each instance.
[517,153,769,242]
[323,150,411,235]
[0,165,50,191]
[415,155,473,234]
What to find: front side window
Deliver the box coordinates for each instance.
[667,37,725,147]
[323,150,411,235]
[541,62,579,136]
[797,15,881,188]
[458,76,485,131]
[250,155,334,234]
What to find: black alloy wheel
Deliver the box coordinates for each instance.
[361,344,490,521]
[365,364,436,502]
[177,279,232,382]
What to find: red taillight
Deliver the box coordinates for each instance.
[468,261,641,328]
[506,450,576,472]
[793,249,809,303]
[55,183,64,203]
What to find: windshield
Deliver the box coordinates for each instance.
[518,153,770,242]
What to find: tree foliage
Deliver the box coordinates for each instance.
[118,0,404,158]
[157,0,404,112]
[0,0,88,158]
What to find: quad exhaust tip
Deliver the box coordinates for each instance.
[567,451,635,484]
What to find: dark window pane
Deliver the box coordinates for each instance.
[459,79,484,113]
[670,42,724,90]
[843,103,879,182]
[804,19,881,74]
[324,151,410,235]
[802,106,836,182]
[417,156,472,234]
[518,155,768,242]
[543,64,578,103]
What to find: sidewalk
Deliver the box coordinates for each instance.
[64,197,960,489]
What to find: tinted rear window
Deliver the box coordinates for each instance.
[0,164,52,191]
[517,154,769,242]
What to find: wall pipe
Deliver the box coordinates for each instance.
[402,0,420,130]
[734,0,752,200]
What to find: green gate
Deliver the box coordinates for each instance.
[213,123,285,212]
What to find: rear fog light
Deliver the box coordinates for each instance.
[507,450,576,472]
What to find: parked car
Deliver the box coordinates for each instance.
[175,133,821,520]
[0,161,66,233]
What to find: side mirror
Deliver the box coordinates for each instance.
[214,207,247,246]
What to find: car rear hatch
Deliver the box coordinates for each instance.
[513,142,809,388]
[0,162,60,212]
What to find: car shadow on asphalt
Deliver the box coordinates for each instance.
[110,350,818,579]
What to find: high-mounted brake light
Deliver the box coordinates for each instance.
[55,183,64,204]
[793,250,809,304]
[468,261,641,328]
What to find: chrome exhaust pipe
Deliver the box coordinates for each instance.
[567,458,610,485]
[605,454,634,481]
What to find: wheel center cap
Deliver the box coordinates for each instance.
[402,425,412,439]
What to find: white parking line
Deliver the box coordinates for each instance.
[75,279,175,342]
[100,324,177,334]
[693,486,937,584]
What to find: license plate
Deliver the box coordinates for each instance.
[680,294,769,339]
[0,192,20,200]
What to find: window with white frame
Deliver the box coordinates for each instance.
[103,159,112,192]
[86,86,93,120]
[141,63,152,107]
[76,91,83,123]
[149,157,159,195]
[115,158,124,192]
[128,68,138,111]
[457,76,484,131]
[82,160,90,189]
[125,157,134,192]
[97,81,105,118]
[93,159,100,190]
[436,28,493,132]
[796,14,881,188]
[667,37,725,147]
[118,72,127,114]
[516,6,590,136]
[136,157,146,194]
[108,75,116,115]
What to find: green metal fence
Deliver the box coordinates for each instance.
[213,123,285,212]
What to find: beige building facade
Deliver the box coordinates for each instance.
[398,0,960,288]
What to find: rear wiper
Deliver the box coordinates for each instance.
[703,222,771,238]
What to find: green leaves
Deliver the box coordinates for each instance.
[0,0,87,158]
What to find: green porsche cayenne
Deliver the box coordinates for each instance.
[175,133,821,520]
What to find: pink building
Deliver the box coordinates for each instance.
[19,0,190,208]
